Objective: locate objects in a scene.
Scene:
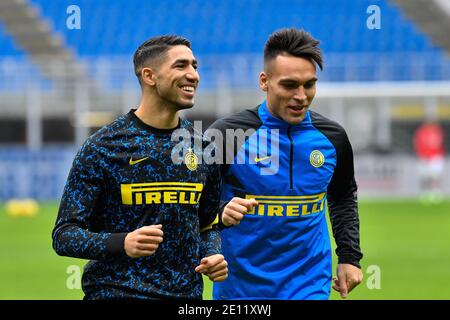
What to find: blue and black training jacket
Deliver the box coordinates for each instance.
[210,101,363,300]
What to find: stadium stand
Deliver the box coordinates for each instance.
[27,0,439,54]
[0,0,448,89]
[0,22,23,56]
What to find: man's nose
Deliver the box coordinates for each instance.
[185,67,199,83]
[293,86,307,101]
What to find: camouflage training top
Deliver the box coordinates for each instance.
[52,109,221,299]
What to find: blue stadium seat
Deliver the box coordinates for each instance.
[0,23,24,56]
[26,0,442,56]
[0,0,448,85]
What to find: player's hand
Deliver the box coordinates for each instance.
[332,263,363,299]
[195,254,228,282]
[124,224,164,258]
[222,197,258,226]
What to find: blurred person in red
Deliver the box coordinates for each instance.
[413,120,445,204]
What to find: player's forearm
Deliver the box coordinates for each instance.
[200,226,221,257]
[217,200,231,230]
[52,224,127,260]
[328,183,363,268]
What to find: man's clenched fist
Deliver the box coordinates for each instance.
[195,254,228,282]
[124,224,164,258]
[222,197,258,226]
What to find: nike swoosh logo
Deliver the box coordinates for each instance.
[129,156,149,165]
[254,155,271,163]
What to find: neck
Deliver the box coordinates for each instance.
[135,92,179,129]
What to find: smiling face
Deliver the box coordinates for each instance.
[260,54,317,125]
[150,45,200,110]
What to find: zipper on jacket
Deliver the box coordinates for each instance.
[287,126,294,189]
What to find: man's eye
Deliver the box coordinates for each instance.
[304,83,315,89]
[282,83,297,89]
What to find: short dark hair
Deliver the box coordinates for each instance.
[133,35,191,83]
[264,28,323,71]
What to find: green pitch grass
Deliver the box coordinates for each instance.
[1,200,449,300]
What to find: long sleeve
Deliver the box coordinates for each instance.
[327,130,363,268]
[198,162,222,257]
[52,141,126,260]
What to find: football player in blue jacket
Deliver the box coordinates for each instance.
[210,28,363,300]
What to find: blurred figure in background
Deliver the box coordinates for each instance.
[413,120,445,204]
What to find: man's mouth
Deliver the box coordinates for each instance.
[180,85,196,94]
[287,105,306,113]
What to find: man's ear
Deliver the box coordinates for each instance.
[259,72,268,92]
[141,67,157,86]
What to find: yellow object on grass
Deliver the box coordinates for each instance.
[5,198,39,217]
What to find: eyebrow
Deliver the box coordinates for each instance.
[279,77,317,84]
[171,59,198,67]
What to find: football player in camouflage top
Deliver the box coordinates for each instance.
[52,35,227,299]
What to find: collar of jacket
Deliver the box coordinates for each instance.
[258,100,312,132]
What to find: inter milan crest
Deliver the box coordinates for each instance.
[309,150,324,168]
[184,148,198,171]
